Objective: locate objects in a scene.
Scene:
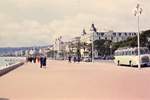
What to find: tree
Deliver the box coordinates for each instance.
[94,39,112,56]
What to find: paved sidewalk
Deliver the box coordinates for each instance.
[0,60,150,100]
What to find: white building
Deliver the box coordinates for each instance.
[54,37,70,59]
[95,31,137,42]
[81,31,137,43]
[69,37,81,56]
[80,24,137,58]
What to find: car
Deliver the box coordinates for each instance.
[83,57,92,62]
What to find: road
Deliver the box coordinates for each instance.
[0,60,150,100]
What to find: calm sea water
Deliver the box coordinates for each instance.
[0,57,25,69]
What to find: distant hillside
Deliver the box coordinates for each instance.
[0,45,51,54]
[0,47,29,54]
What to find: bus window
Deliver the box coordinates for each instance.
[115,52,118,56]
[127,51,129,55]
[120,51,122,56]
[122,51,124,55]
[144,49,150,54]
[133,51,136,55]
[135,50,138,55]
[125,51,127,55]
[140,49,144,54]
[128,51,130,55]
[132,51,134,55]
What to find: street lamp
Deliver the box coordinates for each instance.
[134,2,143,69]
[54,36,62,60]
[110,44,112,56]
[91,31,94,62]
[90,24,97,62]
[54,38,58,60]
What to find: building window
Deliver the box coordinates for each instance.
[111,37,113,40]
[132,33,134,36]
[134,32,137,35]
[117,38,119,42]
[129,33,131,36]
[96,32,99,35]
[124,33,127,36]
[101,32,104,36]
[99,37,101,40]
[113,33,116,36]
[105,37,107,40]
[119,33,122,36]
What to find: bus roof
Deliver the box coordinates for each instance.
[115,47,149,52]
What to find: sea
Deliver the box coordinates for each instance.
[0,57,26,70]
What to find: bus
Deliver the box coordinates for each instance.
[114,47,150,66]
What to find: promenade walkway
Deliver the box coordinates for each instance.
[0,60,150,100]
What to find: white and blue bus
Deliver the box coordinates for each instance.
[114,47,150,66]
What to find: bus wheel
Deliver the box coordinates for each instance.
[129,61,133,67]
[117,61,120,66]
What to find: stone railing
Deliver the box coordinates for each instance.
[0,62,24,77]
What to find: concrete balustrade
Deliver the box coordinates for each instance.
[0,62,24,76]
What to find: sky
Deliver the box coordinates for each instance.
[0,0,149,47]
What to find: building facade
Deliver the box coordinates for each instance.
[95,31,137,42]
[80,24,137,58]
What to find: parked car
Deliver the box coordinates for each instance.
[83,57,92,62]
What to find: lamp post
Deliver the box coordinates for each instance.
[54,39,57,60]
[110,44,112,56]
[90,24,96,63]
[134,2,143,69]
[92,31,94,62]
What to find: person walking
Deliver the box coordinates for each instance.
[77,56,80,63]
[73,56,76,63]
[33,56,36,63]
[43,56,47,68]
[68,55,72,63]
[40,56,43,68]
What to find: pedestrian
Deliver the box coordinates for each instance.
[33,56,36,63]
[40,56,43,68]
[68,55,72,63]
[37,56,40,63]
[73,56,76,63]
[26,56,29,63]
[32,56,34,63]
[43,56,47,68]
[77,56,80,63]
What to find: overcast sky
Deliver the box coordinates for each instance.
[0,0,149,47]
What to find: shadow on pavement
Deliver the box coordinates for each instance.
[141,65,150,68]
[119,64,150,68]
[0,98,9,100]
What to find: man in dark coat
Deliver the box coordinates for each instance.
[68,55,72,63]
[73,56,76,63]
[43,56,47,67]
[40,56,43,68]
